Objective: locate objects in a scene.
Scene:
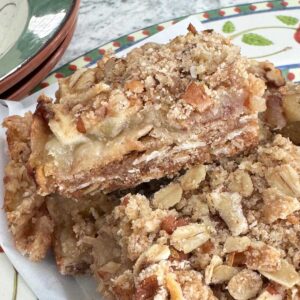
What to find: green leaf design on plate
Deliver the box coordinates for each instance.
[276,15,298,26]
[222,21,235,33]
[242,33,273,46]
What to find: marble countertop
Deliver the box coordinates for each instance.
[58,0,260,67]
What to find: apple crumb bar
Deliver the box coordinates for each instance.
[89,134,300,300]
[3,25,300,300]
[29,28,267,198]
[3,113,53,261]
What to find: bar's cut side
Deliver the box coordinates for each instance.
[30,29,266,198]
[46,193,116,275]
[3,113,53,261]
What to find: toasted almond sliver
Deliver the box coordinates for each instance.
[179,165,206,191]
[204,255,222,284]
[211,265,240,284]
[260,259,300,289]
[223,236,252,254]
[170,223,210,254]
[152,183,183,209]
[165,273,184,300]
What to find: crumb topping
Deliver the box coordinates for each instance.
[91,135,300,299]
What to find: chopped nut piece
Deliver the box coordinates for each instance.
[266,165,300,197]
[166,273,184,300]
[76,116,86,133]
[182,82,212,112]
[286,213,300,225]
[170,223,210,254]
[200,240,214,254]
[205,255,222,284]
[260,260,300,289]
[262,188,300,224]
[179,165,206,191]
[209,192,248,236]
[256,289,284,300]
[287,287,300,300]
[224,236,251,253]
[265,67,285,87]
[187,23,197,35]
[161,216,189,235]
[124,80,144,93]
[211,265,239,284]
[134,244,170,275]
[169,247,189,262]
[228,269,263,300]
[227,252,247,267]
[135,276,159,300]
[228,170,254,197]
[245,242,281,272]
[153,183,183,209]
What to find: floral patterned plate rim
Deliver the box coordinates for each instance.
[2,1,300,300]
[31,0,300,95]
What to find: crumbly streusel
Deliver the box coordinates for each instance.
[90,135,300,299]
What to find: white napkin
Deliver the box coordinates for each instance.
[0,16,204,300]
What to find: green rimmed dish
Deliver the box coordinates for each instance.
[0,0,79,94]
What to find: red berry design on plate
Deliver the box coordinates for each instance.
[142,30,150,35]
[55,73,64,78]
[234,7,241,13]
[68,64,77,71]
[203,12,210,19]
[84,56,92,62]
[127,35,134,42]
[113,41,121,47]
[267,2,274,8]
[219,10,225,16]
[281,1,288,6]
[287,72,295,81]
[249,5,257,10]
[99,49,105,55]
[40,82,49,88]
[157,25,164,31]
[294,27,300,43]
